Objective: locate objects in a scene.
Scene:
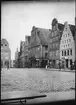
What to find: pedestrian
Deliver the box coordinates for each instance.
[46,64,47,69]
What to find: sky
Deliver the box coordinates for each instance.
[1,1,75,60]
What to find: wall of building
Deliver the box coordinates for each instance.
[48,18,63,68]
[1,38,11,68]
[60,22,75,68]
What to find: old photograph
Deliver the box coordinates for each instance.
[1,0,75,105]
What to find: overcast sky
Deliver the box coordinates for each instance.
[1,1,75,60]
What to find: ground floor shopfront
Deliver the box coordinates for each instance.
[60,58,75,69]
[49,59,60,68]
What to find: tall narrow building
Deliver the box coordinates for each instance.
[48,18,64,68]
[60,21,75,69]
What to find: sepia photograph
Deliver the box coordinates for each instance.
[1,0,75,105]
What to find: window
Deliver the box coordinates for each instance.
[45,46,48,50]
[64,45,65,48]
[68,44,69,47]
[53,43,55,48]
[69,39,71,42]
[52,51,55,56]
[62,51,63,56]
[56,50,59,56]
[70,49,72,55]
[67,39,68,43]
[68,33,69,36]
[5,44,7,46]
[63,35,65,38]
[50,44,52,49]
[56,43,58,48]
[64,50,66,56]
[62,41,64,44]
[66,34,67,37]
[66,28,67,31]
[50,52,52,56]
[1,44,3,46]
[45,53,48,58]
[67,50,69,55]
[37,31,40,35]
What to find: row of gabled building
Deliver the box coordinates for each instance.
[15,18,76,69]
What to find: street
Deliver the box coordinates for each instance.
[1,68,75,93]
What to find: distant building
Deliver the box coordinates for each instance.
[48,18,64,68]
[14,48,19,68]
[19,41,25,68]
[1,38,11,68]
[15,48,19,61]
[60,21,75,68]
[24,35,31,62]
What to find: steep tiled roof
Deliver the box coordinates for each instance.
[58,23,64,31]
[29,27,51,48]
[69,24,75,40]
[36,27,51,45]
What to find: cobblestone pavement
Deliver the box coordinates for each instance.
[1,68,75,93]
